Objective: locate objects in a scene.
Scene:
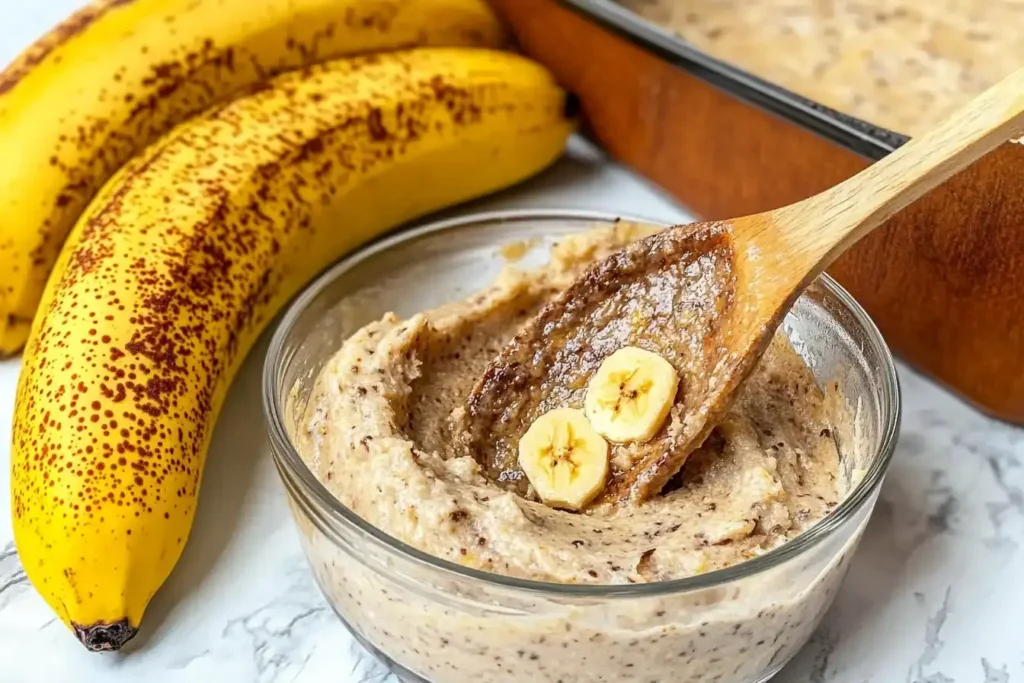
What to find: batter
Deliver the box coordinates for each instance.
[299,224,841,584]
[621,0,1024,134]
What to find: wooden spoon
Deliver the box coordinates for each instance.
[458,67,1024,505]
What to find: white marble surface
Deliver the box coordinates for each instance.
[2,3,1024,682]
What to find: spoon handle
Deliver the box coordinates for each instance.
[784,67,1024,273]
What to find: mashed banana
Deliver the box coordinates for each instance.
[622,0,1024,134]
[299,225,841,584]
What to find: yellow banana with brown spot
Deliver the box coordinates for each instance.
[12,47,574,651]
[0,0,505,355]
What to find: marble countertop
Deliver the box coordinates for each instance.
[2,3,1023,682]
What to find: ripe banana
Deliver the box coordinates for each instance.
[519,408,609,510]
[584,346,679,442]
[0,0,505,356]
[12,47,573,651]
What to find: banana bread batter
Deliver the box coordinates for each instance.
[295,224,855,682]
[621,0,1024,134]
[300,224,841,584]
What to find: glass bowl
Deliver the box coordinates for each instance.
[263,210,901,683]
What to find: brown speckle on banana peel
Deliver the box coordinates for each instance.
[12,47,573,650]
[0,0,506,356]
[0,0,136,96]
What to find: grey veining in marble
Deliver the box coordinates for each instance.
[776,367,1024,683]
[0,541,29,612]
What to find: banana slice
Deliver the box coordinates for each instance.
[518,408,610,510]
[584,347,680,443]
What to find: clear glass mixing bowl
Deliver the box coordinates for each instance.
[263,210,901,683]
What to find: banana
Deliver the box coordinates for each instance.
[0,0,505,356]
[584,347,680,443]
[11,47,573,651]
[518,408,610,510]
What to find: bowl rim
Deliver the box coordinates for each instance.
[262,208,902,598]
